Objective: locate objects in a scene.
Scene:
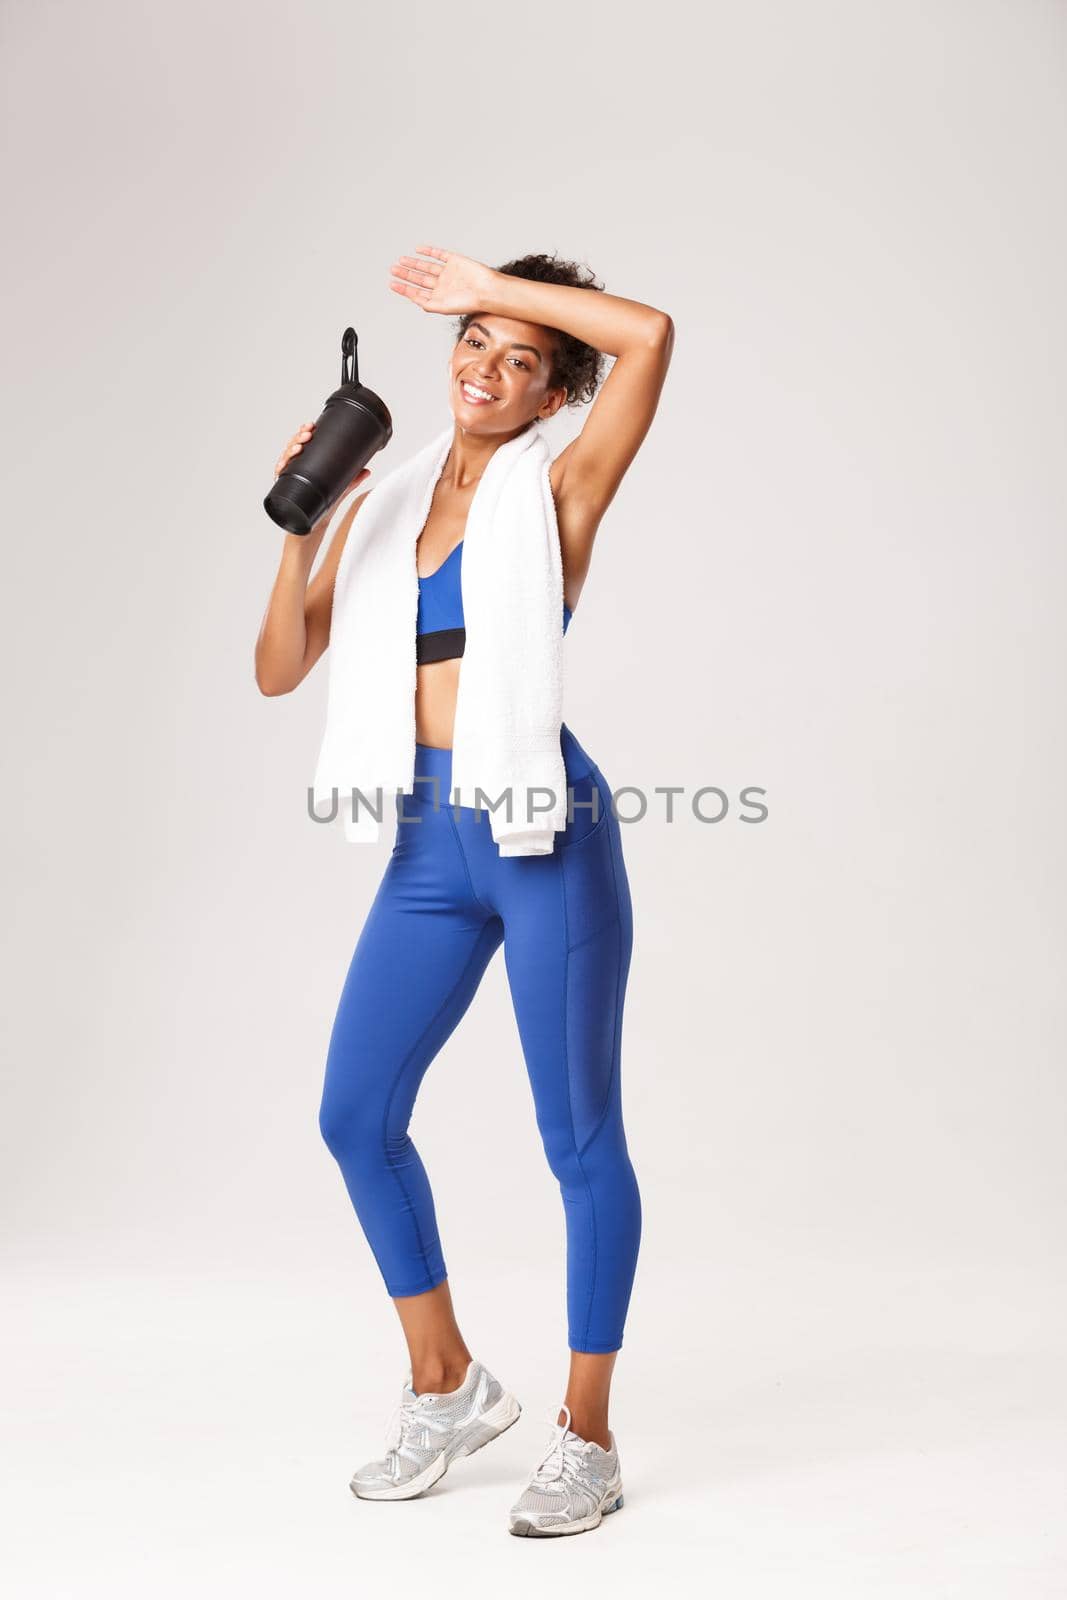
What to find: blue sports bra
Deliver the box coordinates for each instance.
[416,540,572,665]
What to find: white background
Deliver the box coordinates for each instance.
[2,1,1064,1593]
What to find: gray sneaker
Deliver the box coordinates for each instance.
[349,1358,521,1501]
[508,1403,625,1537]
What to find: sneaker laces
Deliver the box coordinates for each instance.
[527,1403,594,1490]
[383,1386,454,1466]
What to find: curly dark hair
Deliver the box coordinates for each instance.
[453,252,606,409]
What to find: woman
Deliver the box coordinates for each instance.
[256,245,674,1537]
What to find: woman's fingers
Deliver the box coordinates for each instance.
[275,421,315,473]
[389,265,436,293]
[392,254,441,282]
[388,277,428,302]
[389,252,445,306]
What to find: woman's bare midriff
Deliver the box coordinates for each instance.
[415,658,462,750]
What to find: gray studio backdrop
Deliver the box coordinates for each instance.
[2,2,1064,1596]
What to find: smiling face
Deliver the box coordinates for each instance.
[449,315,567,434]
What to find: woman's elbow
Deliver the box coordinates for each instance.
[648,311,675,349]
[652,312,675,350]
[255,657,299,697]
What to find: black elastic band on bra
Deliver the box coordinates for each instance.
[416,627,466,665]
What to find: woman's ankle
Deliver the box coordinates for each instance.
[560,1405,611,1451]
[411,1354,473,1395]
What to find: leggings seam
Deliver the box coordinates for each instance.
[578,819,627,1161]
[558,766,609,852]
[561,854,599,1351]
[567,913,620,957]
[381,917,500,1282]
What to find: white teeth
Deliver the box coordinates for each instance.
[462,382,495,402]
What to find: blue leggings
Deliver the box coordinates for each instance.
[318,724,641,1354]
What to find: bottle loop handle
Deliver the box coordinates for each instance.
[341,327,359,387]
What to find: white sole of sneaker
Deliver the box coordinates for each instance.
[508,1487,625,1538]
[350,1388,523,1502]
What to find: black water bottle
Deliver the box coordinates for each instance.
[264,328,393,535]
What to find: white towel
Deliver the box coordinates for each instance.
[311,419,568,856]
